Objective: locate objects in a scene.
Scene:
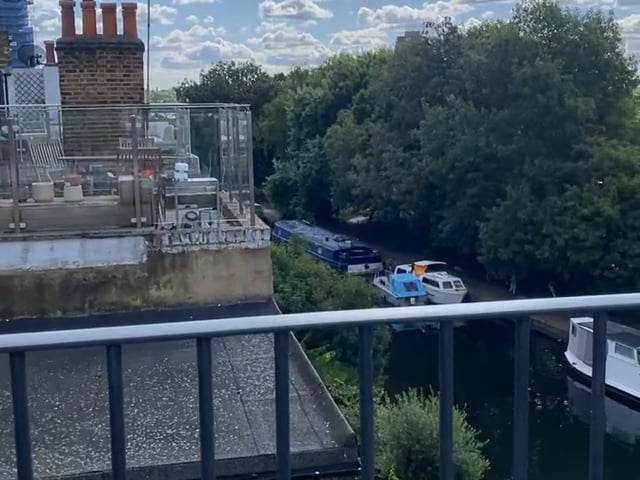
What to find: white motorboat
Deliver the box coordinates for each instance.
[394,260,468,304]
[565,317,640,404]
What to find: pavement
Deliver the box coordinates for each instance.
[0,301,358,479]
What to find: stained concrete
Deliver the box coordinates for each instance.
[0,244,274,318]
[0,301,358,479]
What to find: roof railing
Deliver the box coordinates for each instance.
[3,292,640,480]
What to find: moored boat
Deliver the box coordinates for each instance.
[271,220,383,275]
[565,317,640,405]
[372,271,437,332]
[394,260,468,304]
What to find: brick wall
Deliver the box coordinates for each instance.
[55,1,145,156]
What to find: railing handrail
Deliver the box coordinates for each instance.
[2,102,252,109]
[2,293,640,352]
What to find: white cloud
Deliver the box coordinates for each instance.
[357,1,474,29]
[186,15,199,24]
[330,27,389,50]
[258,0,333,20]
[152,24,228,51]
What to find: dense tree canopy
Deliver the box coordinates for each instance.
[259,0,640,294]
[175,0,640,294]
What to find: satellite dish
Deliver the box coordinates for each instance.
[17,44,45,68]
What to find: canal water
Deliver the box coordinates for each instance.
[386,321,640,480]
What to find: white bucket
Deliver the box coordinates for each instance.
[63,184,84,202]
[32,182,55,202]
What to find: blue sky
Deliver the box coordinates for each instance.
[31,0,640,88]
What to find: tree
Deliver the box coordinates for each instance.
[264,0,640,295]
[376,390,490,480]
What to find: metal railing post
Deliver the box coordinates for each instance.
[275,331,291,480]
[589,311,607,480]
[10,351,33,480]
[7,117,21,233]
[359,326,375,480]
[106,344,127,480]
[129,114,142,228]
[439,321,454,480]
[513,317,530,480]
[197,337,215,480]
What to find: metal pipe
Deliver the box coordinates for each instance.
[1,294,640,352]
[246,110,256,226]
[7,117,20,233]
[130,114,142,228]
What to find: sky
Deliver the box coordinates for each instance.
[29,0,640,89]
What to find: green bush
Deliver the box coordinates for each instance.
[376,389,489,480]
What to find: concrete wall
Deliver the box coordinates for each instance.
[0,227,273,318]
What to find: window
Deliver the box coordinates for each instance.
[423,278,439,288]
[396,268,408,274]
[571,324,576,337]
[403,282,418,292]
[614,343,635,359]
[442,281,453,289]
[453,280,464,289]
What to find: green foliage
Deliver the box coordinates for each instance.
[271,237,391,375]
[149,88,177,103]
[260,0,640,294]
[376,390,490,480]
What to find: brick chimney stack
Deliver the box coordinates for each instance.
[44,41,56,65]
[55,0,145,155]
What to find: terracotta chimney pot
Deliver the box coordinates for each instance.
[121,2,138,38]
[44,41,56,64]
[101,3,117,36]
[81,0,97,36]
[59,0,76,38]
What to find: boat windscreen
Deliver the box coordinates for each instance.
[403,281,419,292]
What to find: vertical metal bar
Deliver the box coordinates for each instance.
[589,311,607,480]
[7,118,20,233]
[106,344,127,480]
[10,351,33,480]
[246,110,256,227]
[129,114,142,228]
[274,331,291,480]
[513,318,530,480]
[197,337,215,480]
[359,326,375,480]
[439,320,454,480]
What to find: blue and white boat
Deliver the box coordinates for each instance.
[372,271,437,332]
[271,220,383,275]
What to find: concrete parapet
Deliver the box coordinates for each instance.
[0,228,273,318]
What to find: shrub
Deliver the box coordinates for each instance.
[376,389,489,480]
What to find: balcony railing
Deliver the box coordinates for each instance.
[2,293,640,480]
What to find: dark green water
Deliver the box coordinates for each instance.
[386,321,640,480]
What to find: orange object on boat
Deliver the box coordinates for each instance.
[413,263,427,276]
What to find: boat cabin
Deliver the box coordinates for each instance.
[569,317,640,367]
[271,220,383,275]
[394,261,466,291]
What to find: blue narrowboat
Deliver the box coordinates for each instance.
[271,220,384,275]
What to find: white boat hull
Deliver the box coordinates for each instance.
[426,287,467,305]
[565,318,640,403]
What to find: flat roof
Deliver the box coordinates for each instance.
[0,301,358,479]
